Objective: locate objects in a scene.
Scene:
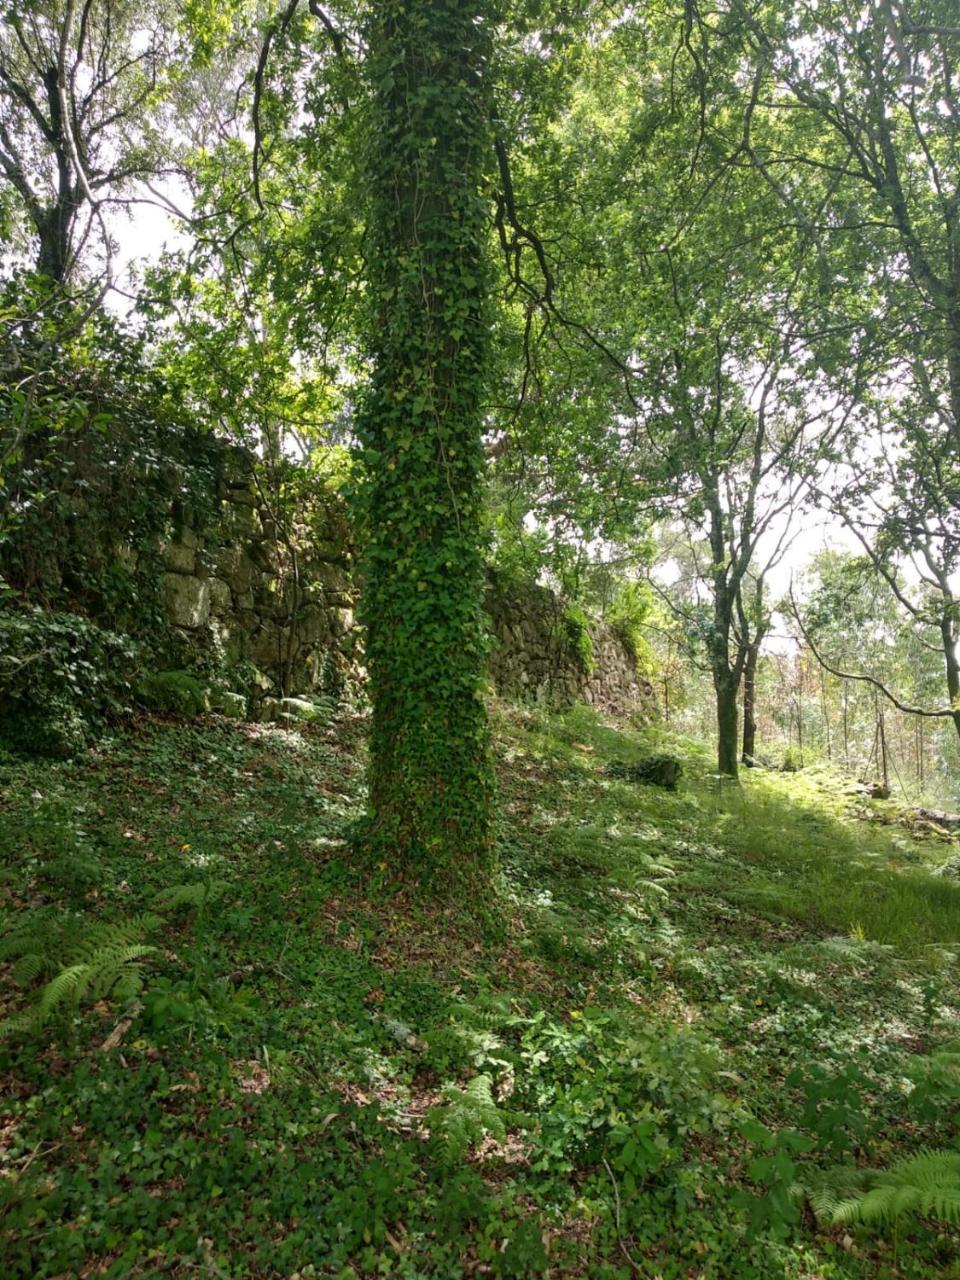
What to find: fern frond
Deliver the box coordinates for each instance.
[12,951,49,984]
[807,1149,960,1231]
[428,1074,506,1166]
[153,880,228,912]
[38,943,158,1015]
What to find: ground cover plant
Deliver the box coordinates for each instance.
[2,703,959,1278]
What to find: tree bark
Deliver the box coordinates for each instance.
[940,615,960,747]
[741,638,760,766]
[716,671,741,778]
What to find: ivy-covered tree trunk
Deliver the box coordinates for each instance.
[356,0,496,881]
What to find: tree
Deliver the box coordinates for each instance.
[0,1,194,286]
[726,0,960,462]
[355,0,496,881]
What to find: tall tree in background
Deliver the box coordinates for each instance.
[727,0,960,460]
[0,1,187,286]
[356,0,496,882]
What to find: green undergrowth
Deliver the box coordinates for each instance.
[1,704,959,1277]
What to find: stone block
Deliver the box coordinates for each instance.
[162,542,196,574]
[209,577,231,614]
[330,607,354,636]
[161,574,210,629]
[210,690,247,719]
[315,563,351,594]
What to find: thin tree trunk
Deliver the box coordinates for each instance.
[715,670,740,779]
[940,616,960,747]
[741,639,760,766]
[842,683,849,767]
[917,720,924,792]
[820,666,831,762]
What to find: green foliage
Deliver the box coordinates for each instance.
[3,671,960,1277]
[786,1060,868,1157]
[0,608,139,757]
[355,0,496,880]
[562,603,594,674]
[907,1042,960,1122]
[0,915,162,1039]
[152,879,228,912]
[137,670,210,717]
[606,579,655,672]
[736,1119,813,1240]
[428,1073,506,1166]
[1,876,231,1040]
[807,1149,960,1231]
[517,1008,725,1179]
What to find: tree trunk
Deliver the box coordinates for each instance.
[356,0,495,884]
[842,683,849,767]
[940,616,960,747]
[741,639,760,766]
[716,670,740,779]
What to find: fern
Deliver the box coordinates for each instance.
[0,914,163,1040]
[806,1149,960,1230]
[0,874,229,1041]
[427,1074,506,1166]
[153,880,228,912]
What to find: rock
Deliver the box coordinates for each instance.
[228,553,259,595]
[914,807,960,832]
[257,697,284,722]
[162,542,196,574]
[316,563,351,594]
[138,670,210,716]
[228,485,258,506]
[208,577,231,614]
[161,574,210,629]
[210,690,247,719]
[278,697,326,722]
[607,755,682,791]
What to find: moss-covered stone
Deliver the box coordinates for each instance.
[137,671,210,716]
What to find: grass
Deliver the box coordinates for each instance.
[1,702,959,1277]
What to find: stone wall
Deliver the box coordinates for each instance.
[156,455,357,697]
[5,426,656,718]
[486,575,656,718]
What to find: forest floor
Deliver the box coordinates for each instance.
[2,703,960,1279]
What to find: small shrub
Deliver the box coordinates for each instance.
[0,608,138,757]
[562,604,595,674]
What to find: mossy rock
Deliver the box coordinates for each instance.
[210,690,247,719]
[606,754,682,791]
[137,671,210,716]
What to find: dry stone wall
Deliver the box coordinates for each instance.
[6,426,655,718]
[154,453,357,698]
[485,575,656,719]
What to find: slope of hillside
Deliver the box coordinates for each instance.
[2,705,959,1278]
